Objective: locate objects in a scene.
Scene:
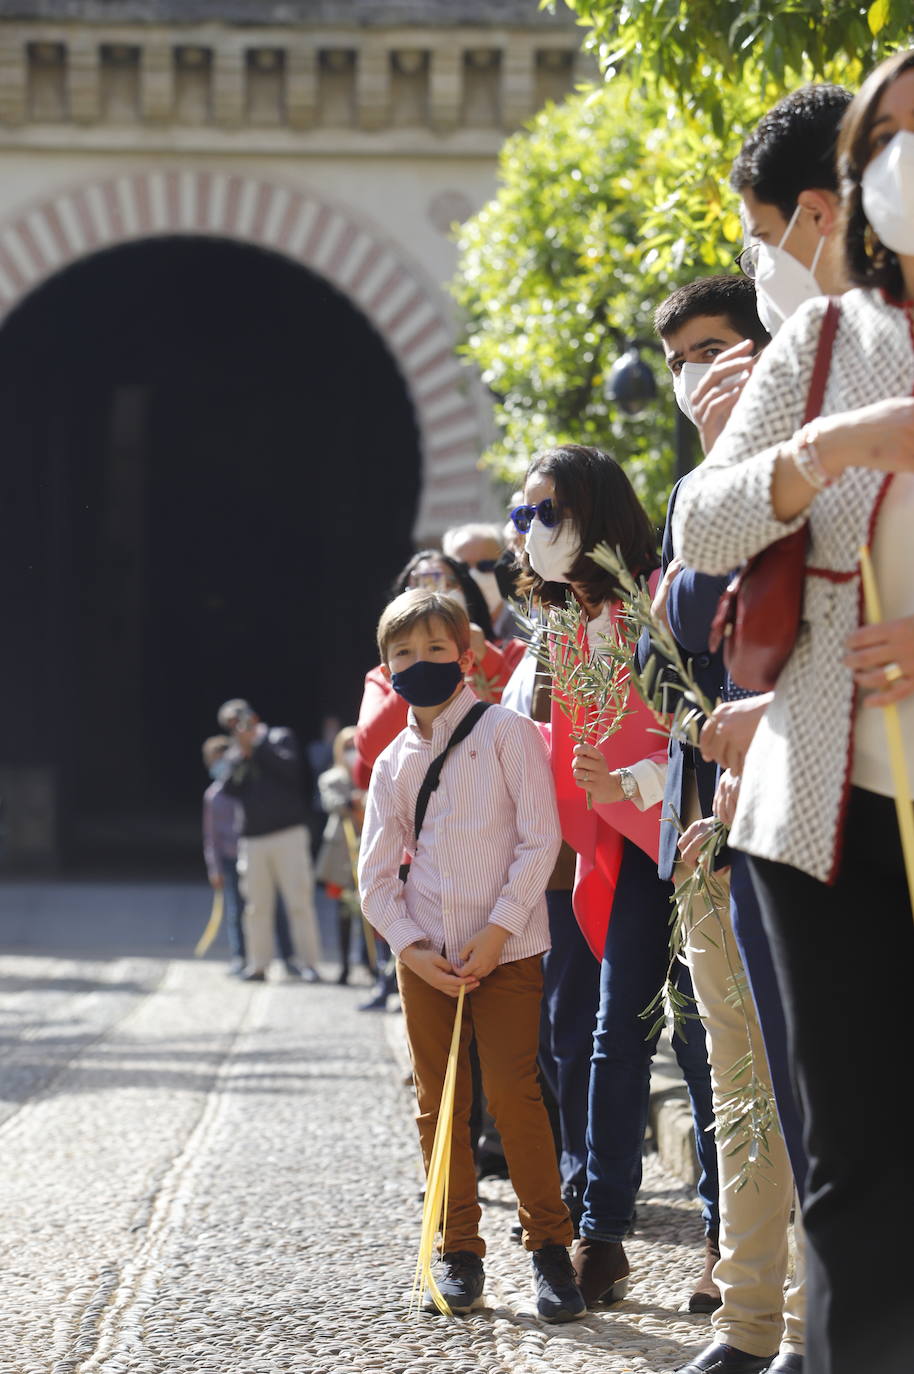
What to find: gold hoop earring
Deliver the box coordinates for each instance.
[864,223,885,263]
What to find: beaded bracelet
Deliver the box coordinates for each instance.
[789,421,833,491]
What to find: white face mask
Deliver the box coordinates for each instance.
[862,129,914,257]
[672,362,713,425]
[754,204,825,337]
[445,587,468,613]
[525,515,581,584]
[469,567,502,616]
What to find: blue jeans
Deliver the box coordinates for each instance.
[219,855,293,962]
[581,838,719,1242]
[729,851,808,1199]
[539,889,601,1205]
[220,855,245,961]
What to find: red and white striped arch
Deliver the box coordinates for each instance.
[0,167,486,535]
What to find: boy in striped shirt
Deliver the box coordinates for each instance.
[358,588,584,1322]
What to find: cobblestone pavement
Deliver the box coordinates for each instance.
[0,953,718,1374]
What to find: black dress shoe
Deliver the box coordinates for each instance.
[674,1343,776,1374]
[766,1356,803,1373]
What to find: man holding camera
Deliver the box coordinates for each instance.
[217,698,322,983]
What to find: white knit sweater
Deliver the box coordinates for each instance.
[674,287,914,882]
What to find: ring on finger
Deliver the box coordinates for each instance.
[884,661,904,684]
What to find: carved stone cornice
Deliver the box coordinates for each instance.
[0,17,596,147]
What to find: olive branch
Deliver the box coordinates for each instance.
[511,593,633,806]
[585,541,779,1190]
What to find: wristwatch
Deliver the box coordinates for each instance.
[618,767,639,802]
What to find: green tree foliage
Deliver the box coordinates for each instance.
[451,77,770,519]
[453,3,909,516]
[556,0,912,130]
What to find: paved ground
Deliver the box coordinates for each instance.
[0,884,719,1374]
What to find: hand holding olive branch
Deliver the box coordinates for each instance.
[587,542,718,743]
[512,593,633,807]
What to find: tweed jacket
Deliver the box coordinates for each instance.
[674,287,914,883]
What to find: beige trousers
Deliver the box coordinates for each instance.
[238,824,321,973]
[679,771,805,1359]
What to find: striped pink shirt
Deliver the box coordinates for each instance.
[358,685,561,967]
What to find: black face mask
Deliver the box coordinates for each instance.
[494,548,521,602]
[391,658,464,708]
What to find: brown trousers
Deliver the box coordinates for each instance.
[397,954,572,1257]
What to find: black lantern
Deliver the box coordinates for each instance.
[607,345,657,415]
[606,338,695,478]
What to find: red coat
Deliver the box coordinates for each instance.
[545,590,666,960]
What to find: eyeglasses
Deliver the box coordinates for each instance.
[473,558,499,573]
[735,243,760,280]
[408,567,458,592]
[509,498,561,534]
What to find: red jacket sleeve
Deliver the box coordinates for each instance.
[354,666,408,777]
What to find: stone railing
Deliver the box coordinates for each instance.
[0,26,597,136]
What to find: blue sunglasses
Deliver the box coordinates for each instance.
[509,498,561,534]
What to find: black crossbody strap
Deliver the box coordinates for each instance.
[398,701,491,882]
[413,701,490,842]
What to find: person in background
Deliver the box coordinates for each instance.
[218,698,322,984]
[315,725,367,986]
[200,734,296,978]
[202,734,248,977]
[442,521,521,644]
[504,490,526,558]
[305,713,340,852]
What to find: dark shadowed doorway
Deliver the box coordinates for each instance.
[0,236,421,873]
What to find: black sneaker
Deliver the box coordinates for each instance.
[531,1244,587,1323]
[423,1251,485,1315]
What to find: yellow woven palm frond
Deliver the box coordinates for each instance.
[859,545,914,915]
[410,984,466,1317]
[341,815,361,882]
[340,815,377,967]
[194,890,224,958]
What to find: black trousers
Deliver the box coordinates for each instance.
[749,786,914,1374]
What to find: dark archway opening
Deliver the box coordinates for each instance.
[0,236,421,874]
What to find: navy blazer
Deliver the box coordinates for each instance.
[637,475,729,881]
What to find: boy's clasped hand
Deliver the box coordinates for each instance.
[400,923,510,997]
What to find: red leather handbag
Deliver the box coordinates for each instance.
[707,298,841,692]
